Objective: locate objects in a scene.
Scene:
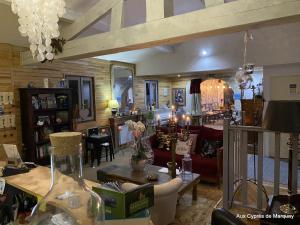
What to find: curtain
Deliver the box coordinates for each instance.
[190,79,202,115]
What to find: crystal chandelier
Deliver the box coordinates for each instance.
[11,0,66,62]
[235,31,254,89]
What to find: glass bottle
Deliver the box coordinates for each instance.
[29,132,104,225]
[182,154,193,182]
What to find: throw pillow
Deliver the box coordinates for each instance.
[175,138,192,155]
[157,134,171,151]
[201,139,222,158]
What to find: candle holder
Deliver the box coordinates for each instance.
[156,108,190,178]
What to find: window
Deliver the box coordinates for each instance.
[65,75,95,122]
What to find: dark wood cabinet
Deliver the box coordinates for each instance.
[19,88,73,165]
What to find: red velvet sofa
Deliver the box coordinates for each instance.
[150,125,223,185]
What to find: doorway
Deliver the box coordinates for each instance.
[145,80,158,109]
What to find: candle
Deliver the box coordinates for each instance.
[171,105,175,112]
[182,114,186,120]
[186,116,190,124]
[174,117,178,123]
[186,116,190,133]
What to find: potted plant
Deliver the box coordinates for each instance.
[125,120,148,171]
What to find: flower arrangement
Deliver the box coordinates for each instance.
[125,120,148,162]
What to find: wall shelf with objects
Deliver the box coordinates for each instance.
[19,88,74,165]
[0,91,17,145]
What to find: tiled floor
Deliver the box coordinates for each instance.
[82,148,222,225]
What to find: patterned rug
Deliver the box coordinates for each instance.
[171,183,222,225]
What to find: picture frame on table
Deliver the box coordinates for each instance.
[172,88,186,106]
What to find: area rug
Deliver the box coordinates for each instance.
[171,183,222,225]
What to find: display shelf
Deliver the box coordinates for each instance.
[33,108,69,113]
[19,88,74,165]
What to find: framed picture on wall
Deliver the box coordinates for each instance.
[172,88,186,106]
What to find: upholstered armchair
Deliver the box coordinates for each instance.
[122,178,183,225]
[211,208,246,225]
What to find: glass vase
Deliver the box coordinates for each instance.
[29,132,104,225]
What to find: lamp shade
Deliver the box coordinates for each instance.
[108,99,119,109]
[263,100,300,133]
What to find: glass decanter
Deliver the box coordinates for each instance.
[29,132,104,225]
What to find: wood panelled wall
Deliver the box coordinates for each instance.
[1,43,193,153]
[134,76,172,109]
[0,43,112,150]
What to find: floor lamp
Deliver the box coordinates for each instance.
[263,100,300,214]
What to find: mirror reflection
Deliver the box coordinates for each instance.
[111,66,134,113]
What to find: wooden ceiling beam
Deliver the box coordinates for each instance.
[61,0,122,40]
[21,0,300,65]
[111,0,124,31]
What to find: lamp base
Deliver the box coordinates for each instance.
[280,203,298,214]
[111,109,117,117]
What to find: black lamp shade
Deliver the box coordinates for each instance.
[263,101,300,133]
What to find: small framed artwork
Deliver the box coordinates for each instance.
[172,88,186,106]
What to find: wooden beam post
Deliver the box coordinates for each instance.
[205,0,224,8]
[146,0,165,21]
[111,0,124,31]
[164,0,174,18]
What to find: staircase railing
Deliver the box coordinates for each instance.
[222,119,299,210]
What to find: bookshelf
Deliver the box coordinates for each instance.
[19,88,73,165]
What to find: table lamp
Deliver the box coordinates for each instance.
[263,100,300,214]
[108,99,119,117]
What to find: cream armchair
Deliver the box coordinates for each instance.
[122,178,183,225]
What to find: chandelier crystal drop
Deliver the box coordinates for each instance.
[11,0,66,62]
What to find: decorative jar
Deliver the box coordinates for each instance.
[29,132,104,225]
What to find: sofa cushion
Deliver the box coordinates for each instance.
[200,139,223,158]
[175,133,198,155]
[157,134,171,150]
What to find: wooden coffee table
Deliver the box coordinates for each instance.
[97,164,201,200]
